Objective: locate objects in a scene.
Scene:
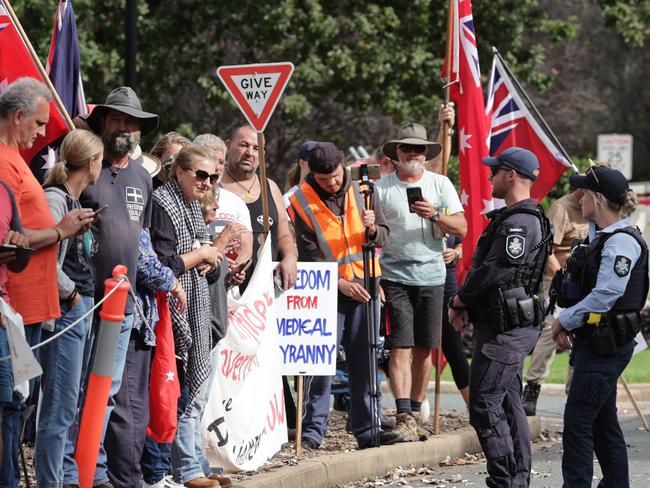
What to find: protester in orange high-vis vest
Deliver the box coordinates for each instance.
[288,142,405,449]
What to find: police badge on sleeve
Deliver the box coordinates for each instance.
[614,255,631,277]
[506,234,525,259]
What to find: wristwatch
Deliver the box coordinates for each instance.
[431,209,440,222]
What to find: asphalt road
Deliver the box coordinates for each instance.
[379,390,650,487]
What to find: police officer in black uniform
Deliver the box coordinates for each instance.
[449,147,552,488]
[551,166,648,488]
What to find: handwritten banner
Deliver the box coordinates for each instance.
[202,238,287,472]
[274,262,338,376]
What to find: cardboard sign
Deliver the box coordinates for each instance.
[216,62,294,132]
[202,238,287,472]
[274,262,338,376]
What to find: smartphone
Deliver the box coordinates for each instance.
[406,187,424,212]
[93,205,108,217]
[0,244,36,255]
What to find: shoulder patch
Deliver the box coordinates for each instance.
[613,255,631,278]
[506,234,525,259]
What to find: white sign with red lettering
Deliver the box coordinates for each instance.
[202,238,287,472]
[216,62,294,132]
[274,262,338,376]
[597,133,633,179]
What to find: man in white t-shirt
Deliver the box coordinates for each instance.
[376,123,467,441]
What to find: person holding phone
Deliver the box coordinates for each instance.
[34,129,104,486]
[376,123,466,441]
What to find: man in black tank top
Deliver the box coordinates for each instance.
[221,125,297,291]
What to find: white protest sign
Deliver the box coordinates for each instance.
[597,134,633,179]
[202,238,287,472]
[216,62,294,132]
[0,297,42,387]
[274,262,338,376]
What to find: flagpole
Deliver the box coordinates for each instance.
[3,0,75,130]
[441,0,455,177]
[492,47,578,172]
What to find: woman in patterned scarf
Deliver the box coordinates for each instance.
[150,146,229,488]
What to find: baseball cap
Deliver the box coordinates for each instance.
[307,142,342,174]
[482,147,540,181]
[569,166,629,205]
[298,140,318,160]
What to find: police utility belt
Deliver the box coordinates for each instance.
[480,286,545,333]
[574,311,641,357]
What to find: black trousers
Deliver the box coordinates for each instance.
[469,323,539,488]
[105,332,152,488]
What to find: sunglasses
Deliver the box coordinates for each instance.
[397,144,427,154]
[186,168,219,185]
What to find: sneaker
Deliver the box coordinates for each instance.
[300,437,320,450]
[522,382,541,416]
[393,413,419,442]
[412,412,431,440]
[358,430,405,449]
[143,480,165,488]
[162,476,184,488]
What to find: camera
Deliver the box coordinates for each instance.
[350,164,381,182]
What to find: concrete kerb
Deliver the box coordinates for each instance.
[400,381,650,401]
[235,417,542,488]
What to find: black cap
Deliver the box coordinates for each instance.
[308,142,342,174]
[298,140,318,160]
[482,147,540,181]
[569,166,629,205]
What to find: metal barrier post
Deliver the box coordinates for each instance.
[75,265,129,488]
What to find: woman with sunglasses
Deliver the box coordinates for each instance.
[151,146,228,488]
[552,166,648,488]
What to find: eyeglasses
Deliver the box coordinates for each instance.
[490,166,506,177]
[397,144,427,154]
[186,168,219,185]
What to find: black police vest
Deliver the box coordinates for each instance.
[581,226,649,311]
[476,204,553,295]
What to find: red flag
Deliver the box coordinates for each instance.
[443,0,493,278]
[147,292,181,443]
[486,53,575,201]
[0,0,68,180]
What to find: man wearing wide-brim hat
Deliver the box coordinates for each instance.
[375,121,467,442]
[78,87,163,488]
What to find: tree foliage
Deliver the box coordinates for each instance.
[11,0,648,183]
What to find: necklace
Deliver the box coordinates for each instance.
[226,169,257,202]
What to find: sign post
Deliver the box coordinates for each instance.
[597,134,633,179]
[216,62,294,236]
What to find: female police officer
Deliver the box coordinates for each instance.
[552,166,648,488]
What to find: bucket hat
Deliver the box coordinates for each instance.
[86,86,159,136]
[382,123,442,161]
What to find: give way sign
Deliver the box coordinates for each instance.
[216,62,294,132]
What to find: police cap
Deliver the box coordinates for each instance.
[569,166,629,205]
[483,147,540,181]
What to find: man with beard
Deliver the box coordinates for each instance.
[79,86,159,488]
[448,147,552,488]
[376,124,466,441]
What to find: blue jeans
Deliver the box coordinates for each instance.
[35,295,94,488]
[171,350,216,483]
[62,313,133,486]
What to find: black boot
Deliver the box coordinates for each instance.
[522,382,541,416]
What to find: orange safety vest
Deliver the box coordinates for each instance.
[289,182,381,281]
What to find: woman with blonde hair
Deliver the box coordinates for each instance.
[35,129,104,487]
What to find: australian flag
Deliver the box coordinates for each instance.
[486,52,577,201]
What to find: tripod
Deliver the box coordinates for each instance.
[360,180,381,448]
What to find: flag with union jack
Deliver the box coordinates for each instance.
[486,52,576,201]
[443,0,493,275]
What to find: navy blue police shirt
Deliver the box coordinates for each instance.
[458,199,543,307]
